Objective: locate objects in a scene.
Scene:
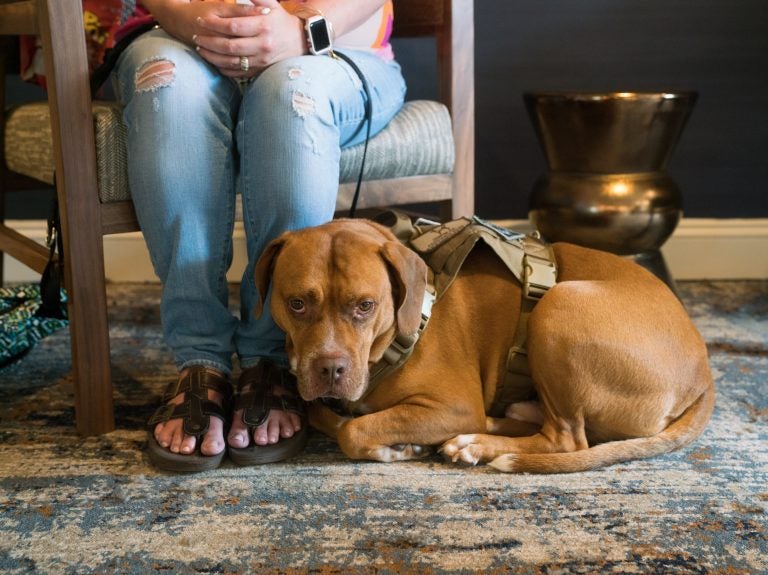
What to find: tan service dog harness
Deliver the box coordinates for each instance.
[363,212,558,417]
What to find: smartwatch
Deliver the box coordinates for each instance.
[304,14,333,55]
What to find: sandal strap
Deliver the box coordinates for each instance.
[162,367,232,402]
[235,361,305,428]
[147,367,232,436]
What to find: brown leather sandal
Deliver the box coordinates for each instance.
[146,366,232,472]
[227,360,308,466]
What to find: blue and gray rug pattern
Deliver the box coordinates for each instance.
[0,280,766,574]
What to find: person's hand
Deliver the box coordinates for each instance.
[193,0,306,79]
[144,0,223,48]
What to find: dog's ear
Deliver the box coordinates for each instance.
[381,241,428,336]
[254,236,287,318]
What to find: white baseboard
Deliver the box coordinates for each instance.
[4,218,768,284]
[493,217,768,281]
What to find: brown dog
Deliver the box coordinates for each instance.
[254,218,714,473]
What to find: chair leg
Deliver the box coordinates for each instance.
[60,207,115,435]
[438,199,454,222]
[68,286,115,435]
[35,0,115,435]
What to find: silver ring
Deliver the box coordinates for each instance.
[260,7,271,15]
[239,56,250,72]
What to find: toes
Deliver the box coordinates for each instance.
[227,430,249,448]
[155,420,186,451]
[178,435,197,455]
[228,409,250,448]
[253,422,272,445]
[266,418,282,443]
[227,410,301,448]
[200,417,225,456]
[154,423,172,449]
[156,418,227,456]
[280,411,301,439]
[228,407,303,448]
[168,428,192,454]
[251,415,277,445]
[253,410,300,445]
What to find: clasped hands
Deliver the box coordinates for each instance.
[180,0,307,79]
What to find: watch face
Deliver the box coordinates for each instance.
[308,17,332,54]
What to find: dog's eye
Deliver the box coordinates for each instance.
[357,300,375,314]
[288,298,306,313]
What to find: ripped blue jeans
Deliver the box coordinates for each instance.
[115,28,406,374]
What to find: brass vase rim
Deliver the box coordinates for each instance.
[524,90,698,102]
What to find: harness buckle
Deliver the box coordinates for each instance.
[523,253,557,300]
[380,288,435,367]
[383,333,416,365]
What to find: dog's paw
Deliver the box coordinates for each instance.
[440,434,486,466]
[367,444,433,462]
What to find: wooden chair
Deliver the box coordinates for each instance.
[0,0,475,435]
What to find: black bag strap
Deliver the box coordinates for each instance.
[35,191,66,320]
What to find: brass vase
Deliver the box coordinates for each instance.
[525,91,697,288]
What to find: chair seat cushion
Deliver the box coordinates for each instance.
[4,99,454,204]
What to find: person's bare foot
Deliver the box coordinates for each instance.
[153,368,229,457]
[227,362,305,452]
[228,385,303,448]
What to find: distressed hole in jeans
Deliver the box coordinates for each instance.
[291,91,315,118]
[135,59,176,92]
[288,67,302,80]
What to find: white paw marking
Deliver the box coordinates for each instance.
[440,435,483,466]
[369,444,432,462]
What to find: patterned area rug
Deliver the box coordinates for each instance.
[0,281,766,574]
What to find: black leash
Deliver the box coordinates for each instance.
[332,50,372,218]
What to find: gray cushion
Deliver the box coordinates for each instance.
[5,99,454,204]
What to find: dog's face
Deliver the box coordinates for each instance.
[255,219,428,402]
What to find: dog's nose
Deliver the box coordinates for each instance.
[314,356,350,386]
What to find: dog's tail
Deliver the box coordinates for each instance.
[489,381,716,474]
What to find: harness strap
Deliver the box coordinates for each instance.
[356,213,557,415]
[366,286,436,387]
[409,217,540,300]
[490,245,557,416]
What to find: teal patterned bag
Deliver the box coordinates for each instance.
[0,284,68,367]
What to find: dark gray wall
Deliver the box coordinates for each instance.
[397,0,768,219]
[4,74,52,219]
[6,0,768,220]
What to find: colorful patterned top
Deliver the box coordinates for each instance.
[21,1,395,86]
[21,0,150,86]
